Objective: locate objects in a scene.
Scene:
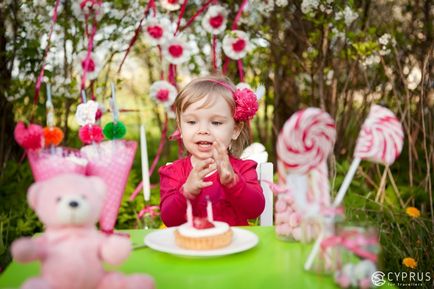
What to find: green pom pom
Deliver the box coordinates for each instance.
[103,121,127,140]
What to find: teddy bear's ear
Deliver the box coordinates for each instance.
[27,182,41,210]
[89,176,107,200]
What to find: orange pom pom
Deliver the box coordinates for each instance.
[43,127,64,146]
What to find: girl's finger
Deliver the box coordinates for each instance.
[195,158,214,171]
[198,164,217,178]
[200,181,213,188]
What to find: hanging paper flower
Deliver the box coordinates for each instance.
[143,17,172,46]
[79,124,104,144]
[162,38,191,65]
[201,5,228,35]
[14,122,44,150]
[222,30,252,60]
[160,0,181,11]
[75,100,99,126]
[103,122,127,140]
[43,127,64,146]
[149,80,177,107]
[80,53,102,80]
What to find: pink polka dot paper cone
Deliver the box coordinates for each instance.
[81,140,137,233]
[27,148,88,182]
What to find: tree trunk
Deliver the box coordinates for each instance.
[0,4,21,174]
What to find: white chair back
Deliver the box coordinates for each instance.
[257,162,274,226]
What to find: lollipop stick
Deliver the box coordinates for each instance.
[304,231,324,271]
[332,157,361,207]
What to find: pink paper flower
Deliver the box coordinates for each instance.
[160,0,181,11]
[201,5,227,35]
[149,80,177,108]
[162,38,191,65]
[79,124,104,144]
[222,30,252,60]
[233,88,259,121]
[14,122,44,150]
[143,17,172,46]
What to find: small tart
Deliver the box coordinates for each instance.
[175,221,233,250]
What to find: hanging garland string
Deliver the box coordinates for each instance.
[117,0,156,73]
[33,0,61,113]
[177,0,215,33]
[222,0,248,78]
[80,18,98,102]
[174,0,189,36]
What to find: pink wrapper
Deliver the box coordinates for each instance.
[27,148,88,182]
[81,140,137,233]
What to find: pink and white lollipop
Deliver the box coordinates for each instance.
[275,108,336,242]
[333,105,404,207]
[354,105,404,165]
[277,108,336,175]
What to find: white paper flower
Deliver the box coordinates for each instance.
[162,38,191,65]
[201,5,227,35]
[149,80,177,107]
[236,82,251,90]
[222,30,252,60]
[75,100,99,126]
[160,0,181,11]
[143,17,172,46]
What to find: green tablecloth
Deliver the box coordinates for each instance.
[0,226,391,289]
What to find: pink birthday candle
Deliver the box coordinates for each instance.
[206,196,214,222]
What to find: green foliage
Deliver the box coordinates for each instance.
[0,161,42,272]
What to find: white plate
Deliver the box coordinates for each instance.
[144,227,259,257]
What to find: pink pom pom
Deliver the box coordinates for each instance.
[79,124,104,144]
[233,88,258,121]
[14,122,43,150]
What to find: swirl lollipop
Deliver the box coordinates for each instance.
[277,108,336,175]
[333,105,404,207]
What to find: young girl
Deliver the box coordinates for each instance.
[159,75,265,227]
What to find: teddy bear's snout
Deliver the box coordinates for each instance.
[57,195,93,225]
[69,201,79,208]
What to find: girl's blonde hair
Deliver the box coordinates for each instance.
[174,74,250,157]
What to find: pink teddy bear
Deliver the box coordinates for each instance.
[11,174,155,289]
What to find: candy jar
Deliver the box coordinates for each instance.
[274,191,303,241]
[332,226,380,288]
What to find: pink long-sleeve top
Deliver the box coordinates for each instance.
[159,155,265,227]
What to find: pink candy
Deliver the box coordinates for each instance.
[276,108,336,175]
[354,105,404,165]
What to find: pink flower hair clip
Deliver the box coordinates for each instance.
[208,80,264,121]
